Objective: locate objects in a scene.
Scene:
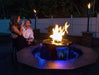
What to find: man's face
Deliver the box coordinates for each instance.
[26,20,31,26]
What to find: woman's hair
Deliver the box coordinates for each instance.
[9,16,20,31]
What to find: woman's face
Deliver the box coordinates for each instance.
[17,16,20,23]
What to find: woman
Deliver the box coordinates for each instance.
[9,16,28,50]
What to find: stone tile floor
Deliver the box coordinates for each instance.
[0,42,99,75]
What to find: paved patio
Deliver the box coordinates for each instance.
[0,33,99,75]
[0,41,99,75]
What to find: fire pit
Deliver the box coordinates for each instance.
[41,38,72,59]
[32,22,82,60]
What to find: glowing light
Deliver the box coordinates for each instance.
[50,22,70,45]
[88,3,91,9]
[33,9,36,13]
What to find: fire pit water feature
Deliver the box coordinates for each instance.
[32,22,83,60]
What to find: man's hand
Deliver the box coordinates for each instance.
[28,40,31,45]
[27,39,33,45]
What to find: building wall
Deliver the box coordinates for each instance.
[0,15,99,38]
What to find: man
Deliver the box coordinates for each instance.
[23,19,34,45]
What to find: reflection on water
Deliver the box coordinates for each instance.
[32,45,83,69]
